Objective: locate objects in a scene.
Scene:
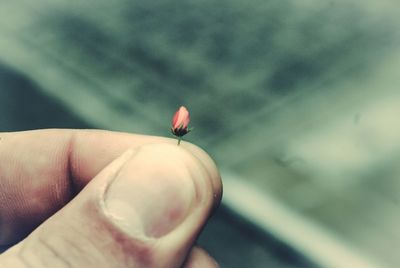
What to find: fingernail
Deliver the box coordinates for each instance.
[103,144,196,238]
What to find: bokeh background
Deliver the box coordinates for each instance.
[1,1,400,267]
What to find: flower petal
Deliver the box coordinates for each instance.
[172,106,190,130]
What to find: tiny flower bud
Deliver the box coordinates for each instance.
[171,106,191,145]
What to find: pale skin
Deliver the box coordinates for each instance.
[0,129,222,268]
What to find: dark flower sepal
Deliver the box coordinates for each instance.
[171,127,192,137]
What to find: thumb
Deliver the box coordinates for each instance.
[0,143,221,268]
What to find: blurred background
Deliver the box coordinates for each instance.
[1,0,400,267]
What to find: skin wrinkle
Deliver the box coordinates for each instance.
[29,206,111,267]
[19,219,96,268]
[0,147,4,233]
[66,131,78,199]
[61,237,94,267]
[55,223,106,268]
[68,130,101,191]
[17,237,34,268]
[0,174,27,244]
[0,172,7,242]
[0,149,29,244]
[38,142,66,210]
[37,236,72,268]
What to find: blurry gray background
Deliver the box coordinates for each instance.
[1,0,400,267]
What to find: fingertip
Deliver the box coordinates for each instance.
[183,247,220,268]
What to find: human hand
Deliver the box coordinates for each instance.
[0,129,222,267]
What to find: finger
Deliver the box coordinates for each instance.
[183,247,219,268]
[0,143,220,268]
[0,129,222,245]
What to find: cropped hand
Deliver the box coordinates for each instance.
[0,129,222,267]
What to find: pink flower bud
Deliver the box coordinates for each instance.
[171,106,190,138]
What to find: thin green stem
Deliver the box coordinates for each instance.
[177,137,182,145]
